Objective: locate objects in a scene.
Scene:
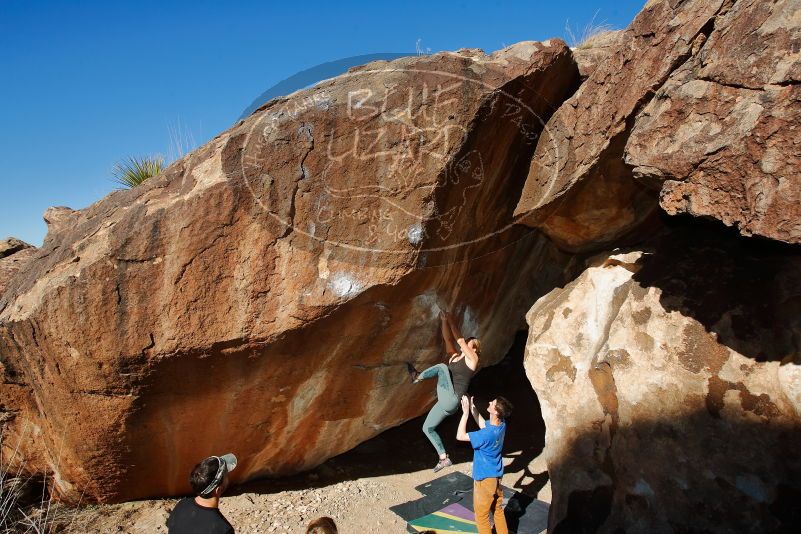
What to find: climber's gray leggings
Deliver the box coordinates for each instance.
[419,363,459,456]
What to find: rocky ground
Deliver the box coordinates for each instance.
[37,334,550,533]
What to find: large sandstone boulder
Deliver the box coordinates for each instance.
[513,0,728,250]
[626,0,801,244]
[514,0,801,249]
[524,226,801,532]
[0,41,579,503]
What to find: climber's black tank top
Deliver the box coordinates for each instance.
[448,355,475,398]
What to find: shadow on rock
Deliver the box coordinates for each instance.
[546,408,801,533]
[631,217,801,365]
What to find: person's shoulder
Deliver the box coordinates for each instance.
[205,508,234,534]
[487,420,506,433]
[167,498,194,529]
[170,497,192,513]
[218,511,235,534]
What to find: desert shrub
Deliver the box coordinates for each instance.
[565,10,615,49]
[112,155,165,189]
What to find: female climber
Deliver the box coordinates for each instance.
[407,310,480,472]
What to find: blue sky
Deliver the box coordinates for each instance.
[0,0,644,246]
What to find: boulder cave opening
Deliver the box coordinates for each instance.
[231,328,549,501]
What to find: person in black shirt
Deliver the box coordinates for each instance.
[167,453,238,534]
[407,310,479,472]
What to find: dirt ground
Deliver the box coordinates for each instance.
[45,333,550,533]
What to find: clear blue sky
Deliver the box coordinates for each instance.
[0,0,644,246]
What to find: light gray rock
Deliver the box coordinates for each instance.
[524,227,801,532]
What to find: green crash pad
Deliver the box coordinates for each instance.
[408,502,477,533]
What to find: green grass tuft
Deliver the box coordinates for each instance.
[112,155,165,189]
[565,10,616,49]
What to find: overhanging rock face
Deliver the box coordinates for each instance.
[0,41,579,503]
[512,0,728,250]
[626,0,801,243]
[514,0,801,248]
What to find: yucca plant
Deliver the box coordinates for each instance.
[112,155,165,189]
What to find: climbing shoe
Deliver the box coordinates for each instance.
[406,362,420,383]
[433,456,452,473]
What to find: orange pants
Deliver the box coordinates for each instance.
[473,477,508,534]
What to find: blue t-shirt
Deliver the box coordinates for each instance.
[468,420,506,480]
